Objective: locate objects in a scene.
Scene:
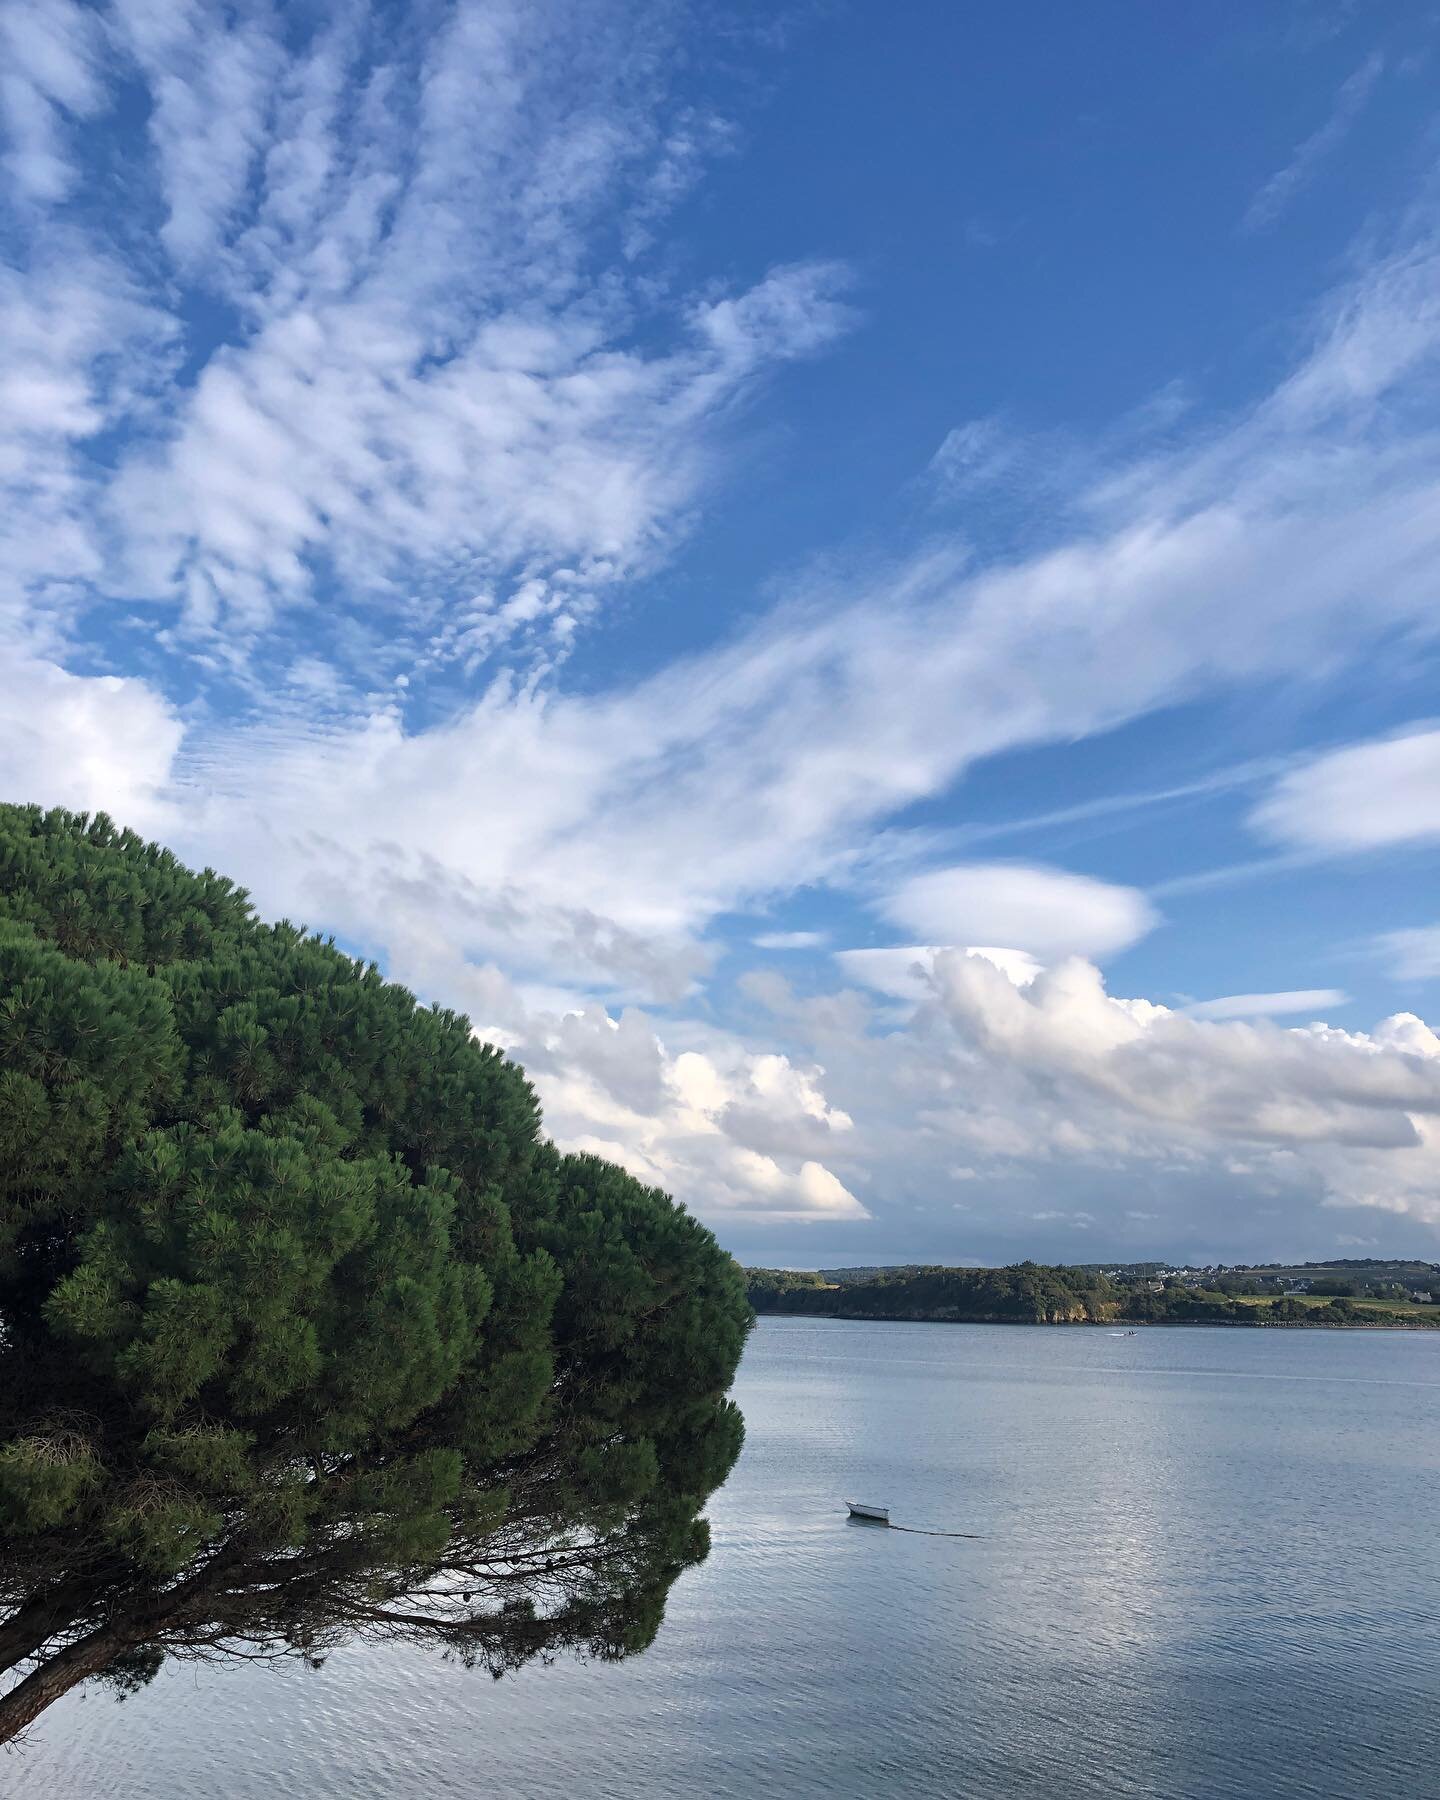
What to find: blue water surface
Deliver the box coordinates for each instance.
[14,1319,1440,1798]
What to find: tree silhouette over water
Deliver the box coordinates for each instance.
[0,806,750,1743]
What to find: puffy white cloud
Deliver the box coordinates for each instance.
[726,945,1440,1243]
[926,953,1440,1148]
[883,865,1156,962]
[518,1000,866,1223]
[834,944,1040,1004]
[1253,728,1440,851]
[729,953,1440,1246]
[0,659,182,830]
[254,910,869,1226]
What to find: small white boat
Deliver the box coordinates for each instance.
[847,1502,889,1523]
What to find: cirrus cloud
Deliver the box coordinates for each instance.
[1181,989,1350,1020]
[1253,727,1440,852]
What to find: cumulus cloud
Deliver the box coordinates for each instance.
[1253,727,1440,851]
[518,1001,867,1223]
[0,660,182,831]
[883,865,1156,962]
[926,953,1440,1149]
[739,952,1440,1244]
[834,945,1041,1004]
[795,956,1440,1238]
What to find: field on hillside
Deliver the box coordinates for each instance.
[1230,1294,1438,1318]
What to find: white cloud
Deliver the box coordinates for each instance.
[1252,727,1440,851]
[0,0,104,202]
[110,259,851,642]
[1242,53,1384,233]
[883,865,1157,963]
[926,952,1440,1149]
[751,954,1440,1242]
[517,999,867,1223]
[0,248,175,637]
[0,659,183,829]
[0,1,854,660]
[277,918,869,1225]
[753,930,828,950]
[10,188,1440,1231]
[111,0,285,271]
[1373,926,1440,983]
[1181,989,1349,1020]
[834,944,1041,1004]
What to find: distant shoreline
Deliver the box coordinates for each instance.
[753,1307,1436,1331]
[745,1262,1440,1330]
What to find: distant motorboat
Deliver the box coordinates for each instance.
[847,1502,890,1523]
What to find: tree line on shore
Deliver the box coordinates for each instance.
[745,1263,1440,1328]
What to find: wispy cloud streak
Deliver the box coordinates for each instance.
[1243,51,1383,232]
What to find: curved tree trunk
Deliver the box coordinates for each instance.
[0,1575,112,1679]
[0,1621,133,1745]
[0,1551,248,1745]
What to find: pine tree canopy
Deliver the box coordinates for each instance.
[0,804,751,1737]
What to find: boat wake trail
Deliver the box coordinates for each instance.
[885,1525,983,1539]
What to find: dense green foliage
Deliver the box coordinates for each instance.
[744,1268,831,1307]
[749,1263,1109,1323]
[819,1265,925,1286]
[0,806,751,1732]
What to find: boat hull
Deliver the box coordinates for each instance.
[847,1503,889,1522]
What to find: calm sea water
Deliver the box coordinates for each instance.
[13,1318,1440,1798]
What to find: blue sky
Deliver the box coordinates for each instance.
[4,0,1440,1265]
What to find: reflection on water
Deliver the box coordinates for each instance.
[16,1320,1440,1799]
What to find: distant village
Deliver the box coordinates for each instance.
[809,1258,1440,1307]
[1093,1262,1437,1305]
